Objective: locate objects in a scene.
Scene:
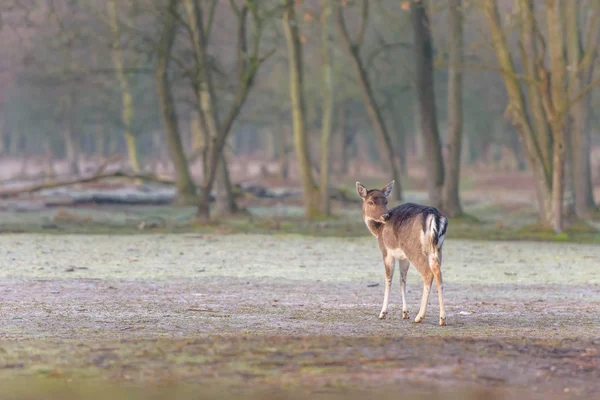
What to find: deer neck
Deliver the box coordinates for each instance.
[364,217,384,237]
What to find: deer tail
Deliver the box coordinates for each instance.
[424,212,448,266]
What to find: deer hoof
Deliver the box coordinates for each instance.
[402,311,409,319]
[439,317,446,326]
[378,311,387,319]
[414,315,423,323]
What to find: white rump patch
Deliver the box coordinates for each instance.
[437,217,447,249]
[437,234,446,249]
[428,214,437,236]
[389,248,407,260]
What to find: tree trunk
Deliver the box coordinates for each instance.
[63,92,80,176]
[0,124,4,155]
[155,0,197,205]
[185,0,263,220]
[510,132,526,171]
[395,117,407,174]
[195,109,212,176]
[568,94,595,216]
[565,2,598,218]
[413,100,423,161]
[263,128,276,161]
[199,87,238,215]
[184,0,238,217]
[107,0,141,174]
[215,153,237,215]
[335,1,402,201]
[214,156,237,215]
[190,115,204,164]
[517,0,552,176]
[44,137,56,178]
[338,105,349,175]
[483,0,563,230]
[386,97,407,174]
[411,0,444,209]
[319,0,334,216]
[282,0,319,219]
[441,0,464,217]
[546,0,567,233]
[278,124,290,180]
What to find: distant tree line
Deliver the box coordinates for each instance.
[0,0,598,232]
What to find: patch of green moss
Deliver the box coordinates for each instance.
[566,219,600,234]
[2,202,600,244]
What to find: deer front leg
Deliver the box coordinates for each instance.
[379,253,395,319]
[399,259,410,319]
[414,269,433,324]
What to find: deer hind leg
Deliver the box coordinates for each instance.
[430,252,446,326]
[379,253,395,319]
[399,259,410,319]
[414,266,433,324]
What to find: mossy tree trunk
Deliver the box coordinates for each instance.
[183,0,238,217]
[155,0,197,205]
[107,0,141,174]
[62,92,80,176]
[282,0,320,219]
[411,0,444,210]
[319,0,334,216]
[442,0,464,217]
[565,2,599,218]
[482,0,594,232]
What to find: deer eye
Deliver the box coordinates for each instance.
[368,200,374,206]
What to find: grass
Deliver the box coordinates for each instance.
[2,336,597,400]
[1,198,599,244]
[1,211,599,244]
[2,227,599,399]
[0,379,522,400]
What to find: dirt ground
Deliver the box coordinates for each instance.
[1,233,600,399]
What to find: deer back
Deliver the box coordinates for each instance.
[379,203,447,262]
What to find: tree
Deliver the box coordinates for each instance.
[188,0,274,220]
[319,0,334,216]
[155,0,197,205]
[183,0,237,217]
[335,0,402,201]
[565,2,599,218]
[411,0,444,210]
[50,0,83,176]
[107,0,141,174]
[442,0,464,217]
[61,90,80,175]
[545,0,568,233]
[481,0,598,232]
[282,0,320,219]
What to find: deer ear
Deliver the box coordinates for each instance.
[356,181,368,199]
[382,180,394,197]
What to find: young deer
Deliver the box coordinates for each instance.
[356,180,448,326]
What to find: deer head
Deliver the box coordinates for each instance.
[356,180,394,224]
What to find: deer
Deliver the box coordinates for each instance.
[356,180,448,326]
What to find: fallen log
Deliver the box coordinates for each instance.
[0,170,175,199]
[0,169,360,205]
